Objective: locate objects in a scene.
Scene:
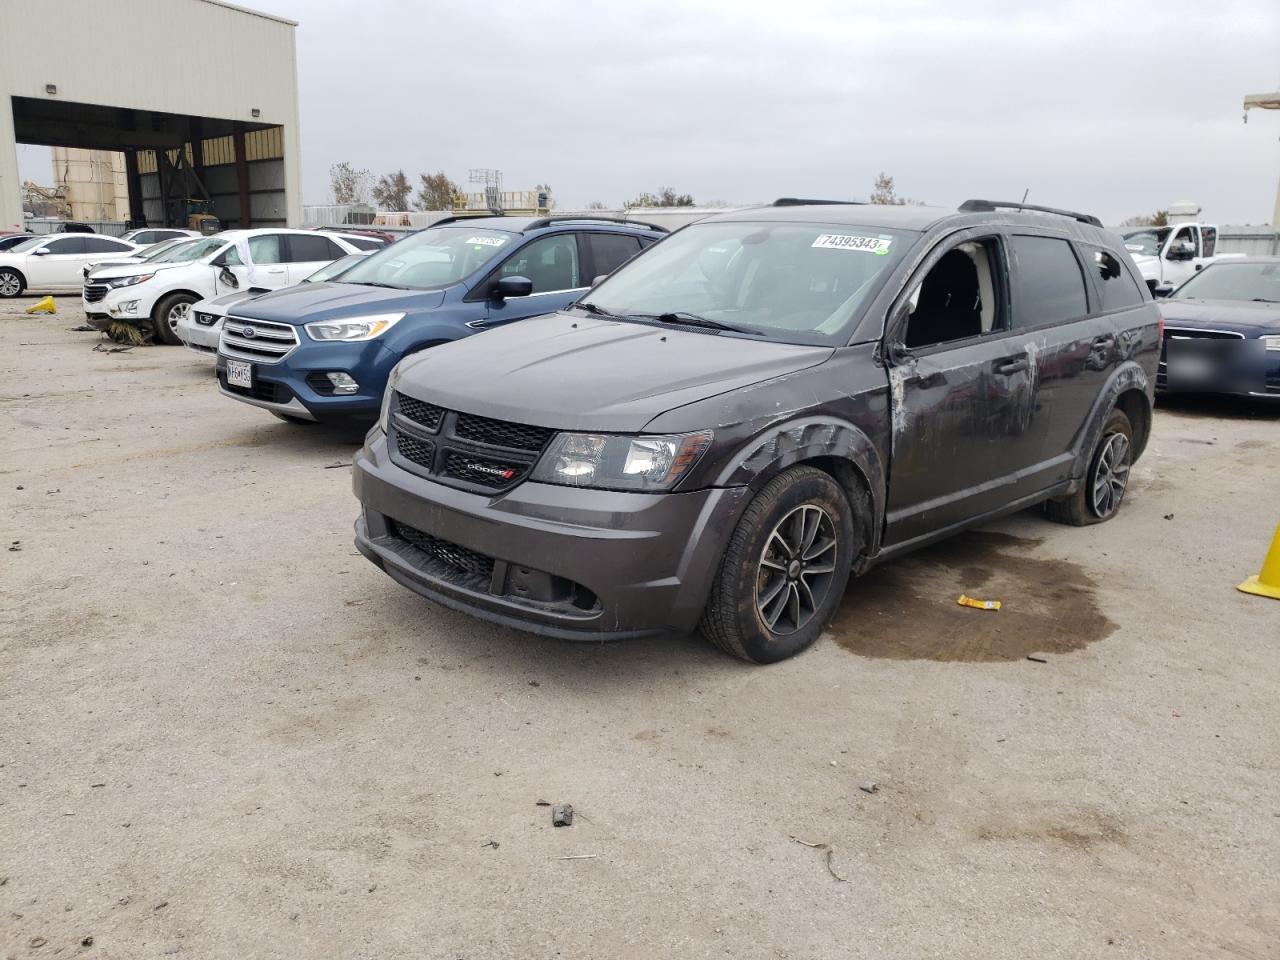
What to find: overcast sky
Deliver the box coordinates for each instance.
[19,0,1280,224]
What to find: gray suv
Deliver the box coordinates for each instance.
[352,199,1160,663]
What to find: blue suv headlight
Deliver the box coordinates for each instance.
[305,312,405,342]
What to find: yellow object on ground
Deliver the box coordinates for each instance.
[1237,522,1280,600]
[25,296,56,314]
[957,594,1001,611]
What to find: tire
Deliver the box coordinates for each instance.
[151,292,197,345]
[1045,408,1134,526]
[0,269,25,298]
[700,466,856,664]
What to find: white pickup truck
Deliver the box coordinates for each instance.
[1120,222,1242,293]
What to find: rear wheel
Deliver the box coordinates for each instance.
[1046,408,1133,526]
[0,269,24,298]
[151,292,197,345]
[700,466,856,664]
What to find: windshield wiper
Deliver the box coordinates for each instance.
[633,311,757,335]
[351,280,403,289]
[1250,297,1280,303]
[574,301,618,318]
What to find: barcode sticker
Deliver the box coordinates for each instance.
[812,234,892,254]
[466,236,507,247]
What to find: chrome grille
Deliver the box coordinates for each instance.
[83,283,108,304]
[219,316,299,364]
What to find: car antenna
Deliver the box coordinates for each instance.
[1020,187,1030,204]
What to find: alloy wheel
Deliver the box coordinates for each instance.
[1091,432,1131,518]
[756,504,839,635]
[0,274,20,297]
[167,302,191,333]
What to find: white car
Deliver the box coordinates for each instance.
[83,235,202,279]
[0,234,141,298]
[83,229,365,344]
[177,253,370,356]
[118,227,202,247]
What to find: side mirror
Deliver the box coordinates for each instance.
[591,274,608,287]
[493,275,533,300]
[1166,242,1194,261]
[31,247,50,256]
[1153,283,1175,298]
[885,341,913,365]
[219,266,239,289]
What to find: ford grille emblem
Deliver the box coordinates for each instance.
[240,325,256,339]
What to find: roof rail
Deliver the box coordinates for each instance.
[521,215,669,233]
[425,213,507,228]
[772,197,864,207]
[958,199,1103,228]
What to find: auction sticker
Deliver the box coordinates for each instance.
[812,234,892,255]
[467,236,507,247]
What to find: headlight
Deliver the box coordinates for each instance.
[1263,334,1280,352]
[379,362,405,433]
[530,431,713,492]
[305,312,404,342]
[106,273,153,288]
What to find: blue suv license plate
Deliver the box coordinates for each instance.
[226,359,252,389]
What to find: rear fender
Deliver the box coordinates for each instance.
[1071,360,1152,483]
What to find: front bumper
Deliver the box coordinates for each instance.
[215,337,394,422]
[352,430,749,640]
[82,286,156,327]
[177,311,222,354]
[1157,337,1280,400]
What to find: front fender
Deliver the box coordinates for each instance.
[713,416,886,559]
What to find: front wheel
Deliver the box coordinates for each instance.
[700,466,856,663]
[151,292,197,345]
[0,269,25,298]
[1045,408,1134,526]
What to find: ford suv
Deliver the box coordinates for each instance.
[214,216,666,423]
[352,200,1161,663]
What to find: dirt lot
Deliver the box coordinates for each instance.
[2,299,1278,960]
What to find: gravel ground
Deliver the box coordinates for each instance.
[2,299,1278,960]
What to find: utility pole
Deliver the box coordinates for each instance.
[1243,90,1280,226]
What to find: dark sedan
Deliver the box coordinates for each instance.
[1157,257,1280,401]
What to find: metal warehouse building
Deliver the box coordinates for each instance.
[0,0,302,232]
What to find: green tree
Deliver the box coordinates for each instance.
[625,187,694,208]
[415,171,461,211]
[329,161,372,205]
[372,169,413,210]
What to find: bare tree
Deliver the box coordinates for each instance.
[625,187,694,208]
[870,172,905,205]
[372,169,413,211]
[415,171,460,211]
[329,161,373,206]
[586,200,609,210]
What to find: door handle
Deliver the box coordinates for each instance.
[995,358,1028,375]
[267,267,286,274]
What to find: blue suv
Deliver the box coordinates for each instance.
[215,216,667,423]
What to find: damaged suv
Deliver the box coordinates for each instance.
[353,199,1159,663]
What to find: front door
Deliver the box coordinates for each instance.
[1163,224,1200,288]
[476,232,589,328]
[25,236,87,289]
[882,233,1041,547]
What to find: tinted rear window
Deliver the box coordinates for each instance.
[1089,247,1144,311]
[1009,235,1088,327]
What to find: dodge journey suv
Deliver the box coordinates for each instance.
[353,199,1160,663]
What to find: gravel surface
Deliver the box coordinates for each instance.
[2,299,1278,959]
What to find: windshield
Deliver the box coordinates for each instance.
[305,253,364,283]
[139,238,192,261]
[1121,228,1171,258]
[336,226,516,290]
[151,237,226,263]
[583,221,915,345]
[10,237,45,253]
[1173,261,1280,302]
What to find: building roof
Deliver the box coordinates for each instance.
[196,0,297,27]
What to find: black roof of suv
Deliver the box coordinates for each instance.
[352,199,1161,663]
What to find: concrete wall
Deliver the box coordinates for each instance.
[51,148,129,221]
[0,0,302,230]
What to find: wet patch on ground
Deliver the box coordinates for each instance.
[828,530,1116,662]
[976,809,1128,850]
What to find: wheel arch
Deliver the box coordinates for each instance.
[1071,361,1153,483]
[0,265,28,291]
[712,417,885,566]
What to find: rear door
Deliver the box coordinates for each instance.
[883,231,1043,546]
[283,234,347,283]
[472,231,589,327]
[582,231,644,283]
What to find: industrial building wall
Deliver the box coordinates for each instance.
[0,0,302,230]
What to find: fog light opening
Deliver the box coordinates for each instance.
[325,372,359,395]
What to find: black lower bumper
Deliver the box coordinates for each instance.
[352,433,750,640]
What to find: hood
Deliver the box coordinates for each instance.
[198,289,267,312]
[1130,253,1159,278]
[89,260,200,281]
[395,313,835,432]
[232,281,447,324]
[1160,298,1280,336]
